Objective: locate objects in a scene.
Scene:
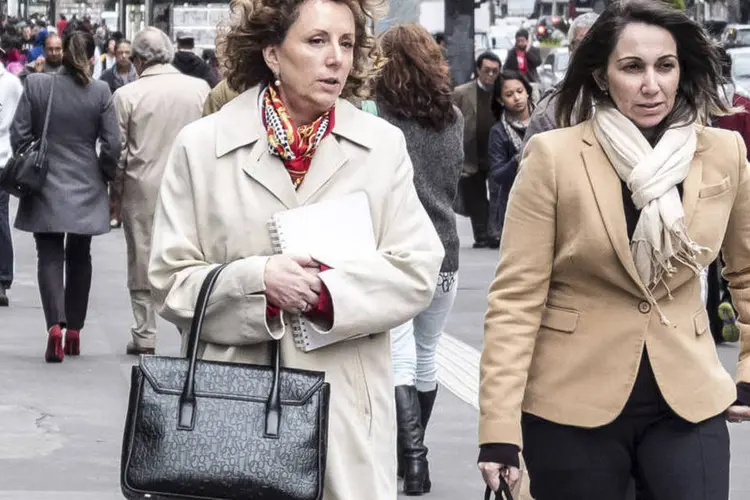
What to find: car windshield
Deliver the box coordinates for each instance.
[732,52,750,79]
[554,52,570,72]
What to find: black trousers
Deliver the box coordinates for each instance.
[522,354,730,500]
[0,190,12,288]
[34,233,93,330]
[460,170,490,243]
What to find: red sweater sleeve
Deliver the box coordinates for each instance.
[265,264,333,321]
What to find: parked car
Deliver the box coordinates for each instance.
[538,47,570,93]
[728,47,750,94]
[721,24,750,49]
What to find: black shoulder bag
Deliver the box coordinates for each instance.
[0,75,56,197]
[120,264,331,500]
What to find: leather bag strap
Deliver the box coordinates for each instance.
[484,478,514,500]
[40,75,56,143]
[177,263,283,436]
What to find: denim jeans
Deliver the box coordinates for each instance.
[391,272,458,391]
[0,190,12,288]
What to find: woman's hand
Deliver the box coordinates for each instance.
[264,254,322,314]
[726,405,750,423]
[478,462,521,493]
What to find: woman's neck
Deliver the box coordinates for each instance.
[277,87,319,127]
[507,106,530,124]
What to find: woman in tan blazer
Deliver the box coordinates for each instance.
[146,0,444,498]
[478,2,750,499]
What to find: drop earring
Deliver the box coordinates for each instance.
[274,72,281,87]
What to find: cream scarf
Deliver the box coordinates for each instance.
[592,106,707,306]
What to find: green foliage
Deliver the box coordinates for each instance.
[667,0,686,10]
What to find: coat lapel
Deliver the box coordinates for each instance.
[214,87,300,209]
[295,99,374,205]
[580,122,644,288]
[214,87,374,208]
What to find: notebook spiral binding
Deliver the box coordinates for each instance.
[268,217,312,351]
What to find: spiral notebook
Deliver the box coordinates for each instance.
[267,191,376,352]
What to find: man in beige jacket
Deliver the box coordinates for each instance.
[113,27,210,355]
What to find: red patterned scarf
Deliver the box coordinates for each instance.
[262,85,335,189]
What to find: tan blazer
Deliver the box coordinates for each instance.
[113,64,210,290]
[148,86,444,499]
[452,80,480,175]
[479,121,750,449]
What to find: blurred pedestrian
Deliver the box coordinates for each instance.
[453,51,502,249]
[0,55,23,306]
[10,30,119,362]
[112,27,209,356]
[522,12,599,150]
[487,70,533,241]
[370,23,462,496]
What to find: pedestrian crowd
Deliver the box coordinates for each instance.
[0,0,749,499]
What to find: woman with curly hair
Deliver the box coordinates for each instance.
[368,23,462,495]
[146,0,444,497]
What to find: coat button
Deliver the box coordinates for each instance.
[638,301,651,314]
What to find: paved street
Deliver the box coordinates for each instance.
[0,203,749,499]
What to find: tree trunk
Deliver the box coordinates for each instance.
[445,0,475,87]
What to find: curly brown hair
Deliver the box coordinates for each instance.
[373,24,457,131]
[218,0,384,97]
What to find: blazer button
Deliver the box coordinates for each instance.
[638,301,652,314]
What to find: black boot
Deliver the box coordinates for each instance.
[395,385,428,496]
[0,284,8,307]
[417,387,438,492]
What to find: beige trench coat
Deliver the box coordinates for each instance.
[148,87,444,499]
[113,64,210,290]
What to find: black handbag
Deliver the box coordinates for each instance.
[120,264,331,500]
[484,478,514,500]
[0,75,56,197]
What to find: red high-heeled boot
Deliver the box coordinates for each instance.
[64,329,80,356]
[45,325,64,363]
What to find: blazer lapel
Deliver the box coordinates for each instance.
[682,130,709,230]
[581,123,644,289]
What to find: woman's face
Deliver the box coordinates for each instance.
[263,0,356,125]
[605,22,680,132]
[499,79,528,115]
[108,39,116,53]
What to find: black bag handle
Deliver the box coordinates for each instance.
[177,263,283,437]
[484,477,514,500]
[40,74,56,144]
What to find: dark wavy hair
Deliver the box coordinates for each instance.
[555,0,733,136]
[491,70,534,120]
[218,0,385,97]
[373,24,457,131]
[62,30,95,86]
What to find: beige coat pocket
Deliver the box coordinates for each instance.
[699,176,731,199]
[693,309,709,336]
[540,306,580,333]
